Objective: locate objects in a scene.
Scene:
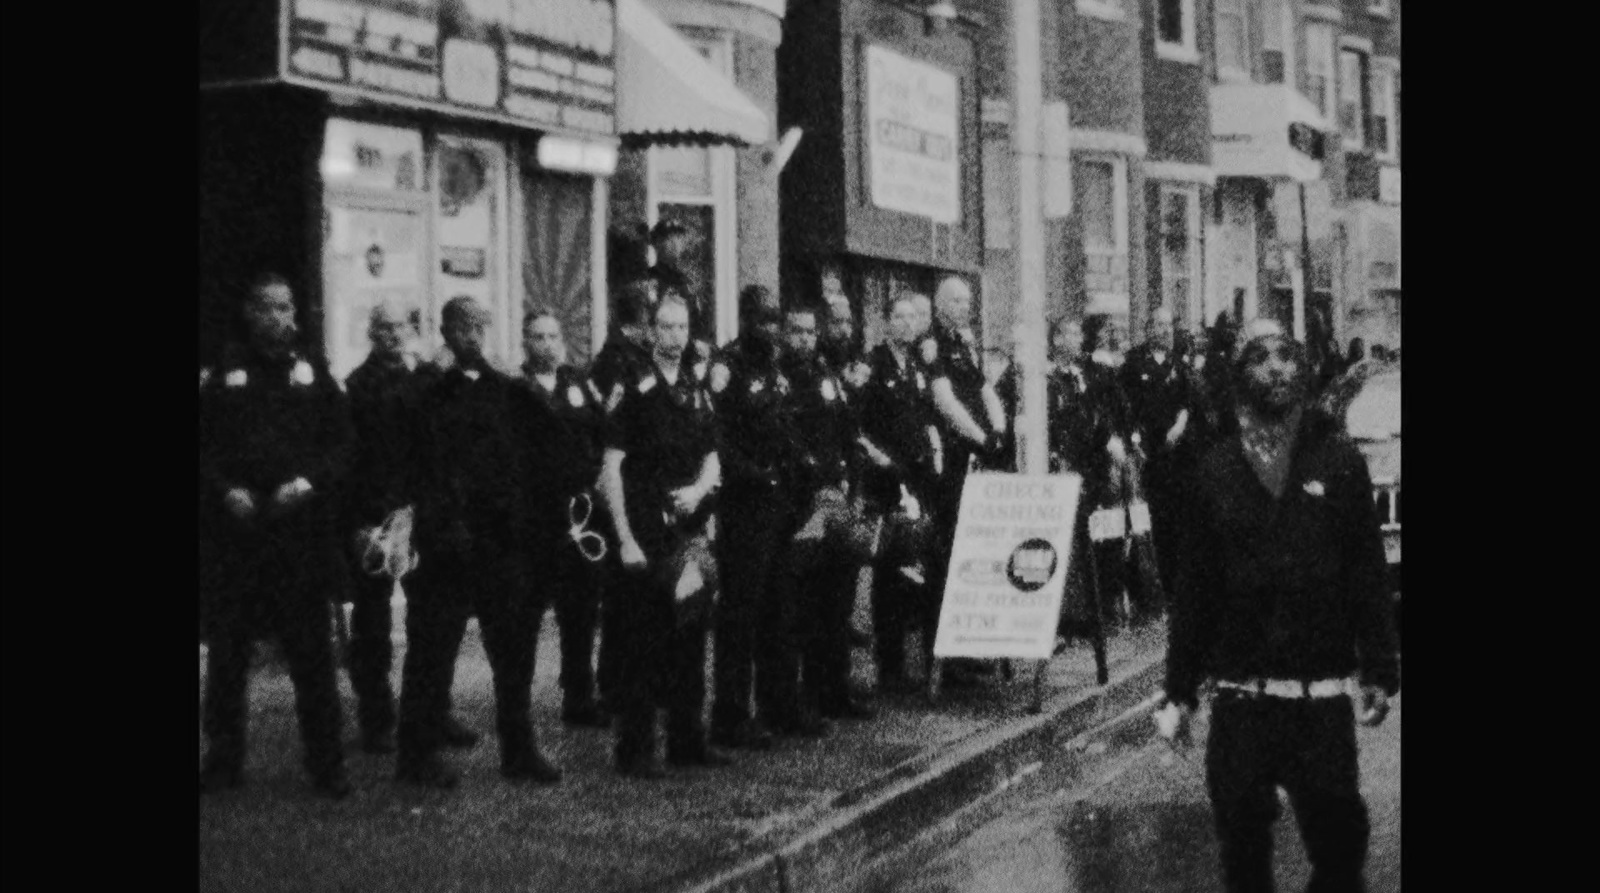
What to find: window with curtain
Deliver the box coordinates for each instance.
[1214,0,1249,80]
[521,168,595,366]
[1302,22,1337,120]
[1339,48,1369,150]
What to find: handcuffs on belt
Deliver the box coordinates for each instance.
[359,506,419,580]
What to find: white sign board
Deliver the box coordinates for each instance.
[933,473,1083,660]
[1378,165,1401,205]
[864,44,961,224]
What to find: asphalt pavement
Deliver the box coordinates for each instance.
[871,694,1402,893]
[199,585,1170,893]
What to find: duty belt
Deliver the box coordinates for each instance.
[1216,678,1351,700]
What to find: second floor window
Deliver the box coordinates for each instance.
[1371,67,1397,160]
[1302,22,1337,121]
[1157,0,1198,63]
[1260,0,1293,85]
[1339,48,1368,150]
[1215,0,1249,80]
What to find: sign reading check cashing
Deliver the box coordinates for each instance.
[933,473,1083,661]
[283,0,617,138]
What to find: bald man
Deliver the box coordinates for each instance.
[340,303,423,754]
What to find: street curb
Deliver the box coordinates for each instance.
[660,643,1167,893]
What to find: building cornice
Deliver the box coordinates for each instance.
[1070,128,1147,158]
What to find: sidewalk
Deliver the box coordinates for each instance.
[199,591,1168,893]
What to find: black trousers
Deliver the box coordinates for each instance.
[608,567,709,764]
[203,537,344,779]
[773,521,859,719]
[711,483,794,731]
[1135,451,1182,618]
[345,559,397,737]
[544,539,603,707]
[396,551,543,767]
[1207,693,1371,893]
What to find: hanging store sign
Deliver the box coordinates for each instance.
[282,0,618,138]
[863,43,961,224]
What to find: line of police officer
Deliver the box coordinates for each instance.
[198,269,1206,796]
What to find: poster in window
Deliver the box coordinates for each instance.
[434,136,504,355]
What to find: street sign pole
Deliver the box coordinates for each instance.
[1009,0,1056,714]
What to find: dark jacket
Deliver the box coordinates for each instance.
[1164,408,1400,708]
[343,352,422,528]
[710,335,802,492]
[780,351,857,496]
[1120,345,1195,459]
[590,335,654,410]
[198,342,354,589]
[603,359,719,559]
[406,360,566,563]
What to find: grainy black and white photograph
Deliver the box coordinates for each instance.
[198,1,1401,891]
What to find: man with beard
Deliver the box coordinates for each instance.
[395,297,566,788]
[1161,320,1399,893]
[774,303,877,723]
[521,310,610,728]
[709,286,817,746]
[599,295,729,777]
[199,273,354,798]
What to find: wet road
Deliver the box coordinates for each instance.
[878,695,1401,893]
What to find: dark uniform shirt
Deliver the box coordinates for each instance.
[198,343,355,587]
[1165,408,1400,707]
[524,364,606,494]
[603,358,719,557]
[925,326,995,468]
[858,343,939,499]
[200,344,354,502]
[997,360,1123,480]
[710,336,801,491]
[343,352,422,528]
[780,351,856,494]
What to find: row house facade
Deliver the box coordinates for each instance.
[967,0,1400,364]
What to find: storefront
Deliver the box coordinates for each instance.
[199,0,620,374]
[606,0,779,347]
[777,0,984,352]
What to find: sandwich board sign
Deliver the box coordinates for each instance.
[932,472,1082,661]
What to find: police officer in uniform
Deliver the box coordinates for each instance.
[1162,321,1399,893]
[199,273,354,798]
[924,277,1007,685]
[709,285,815,746]
[857,296,941,692]
[395,297,565,788]
[522,310,610,728]
[590,281,657,712]
[598,295,730,778]
[776,303,877,721]
[1120,312,1199,617]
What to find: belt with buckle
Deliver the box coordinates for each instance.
[1216,678,1350,700]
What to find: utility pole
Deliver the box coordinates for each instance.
[1009,0,1049,477]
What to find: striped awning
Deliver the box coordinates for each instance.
[615,0,772,148]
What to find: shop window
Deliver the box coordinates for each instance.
[434,136,513,365]
[520,169,596,365]
[1159,184,1202,330]
[1214,0,1249,82]
[1156,0,1198,64]
[1076,157,1128,305]
[1372,66,1398,161]
[1302,22,1337,122]
[1260,0,1293,85]
[1339,48,1369,151]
